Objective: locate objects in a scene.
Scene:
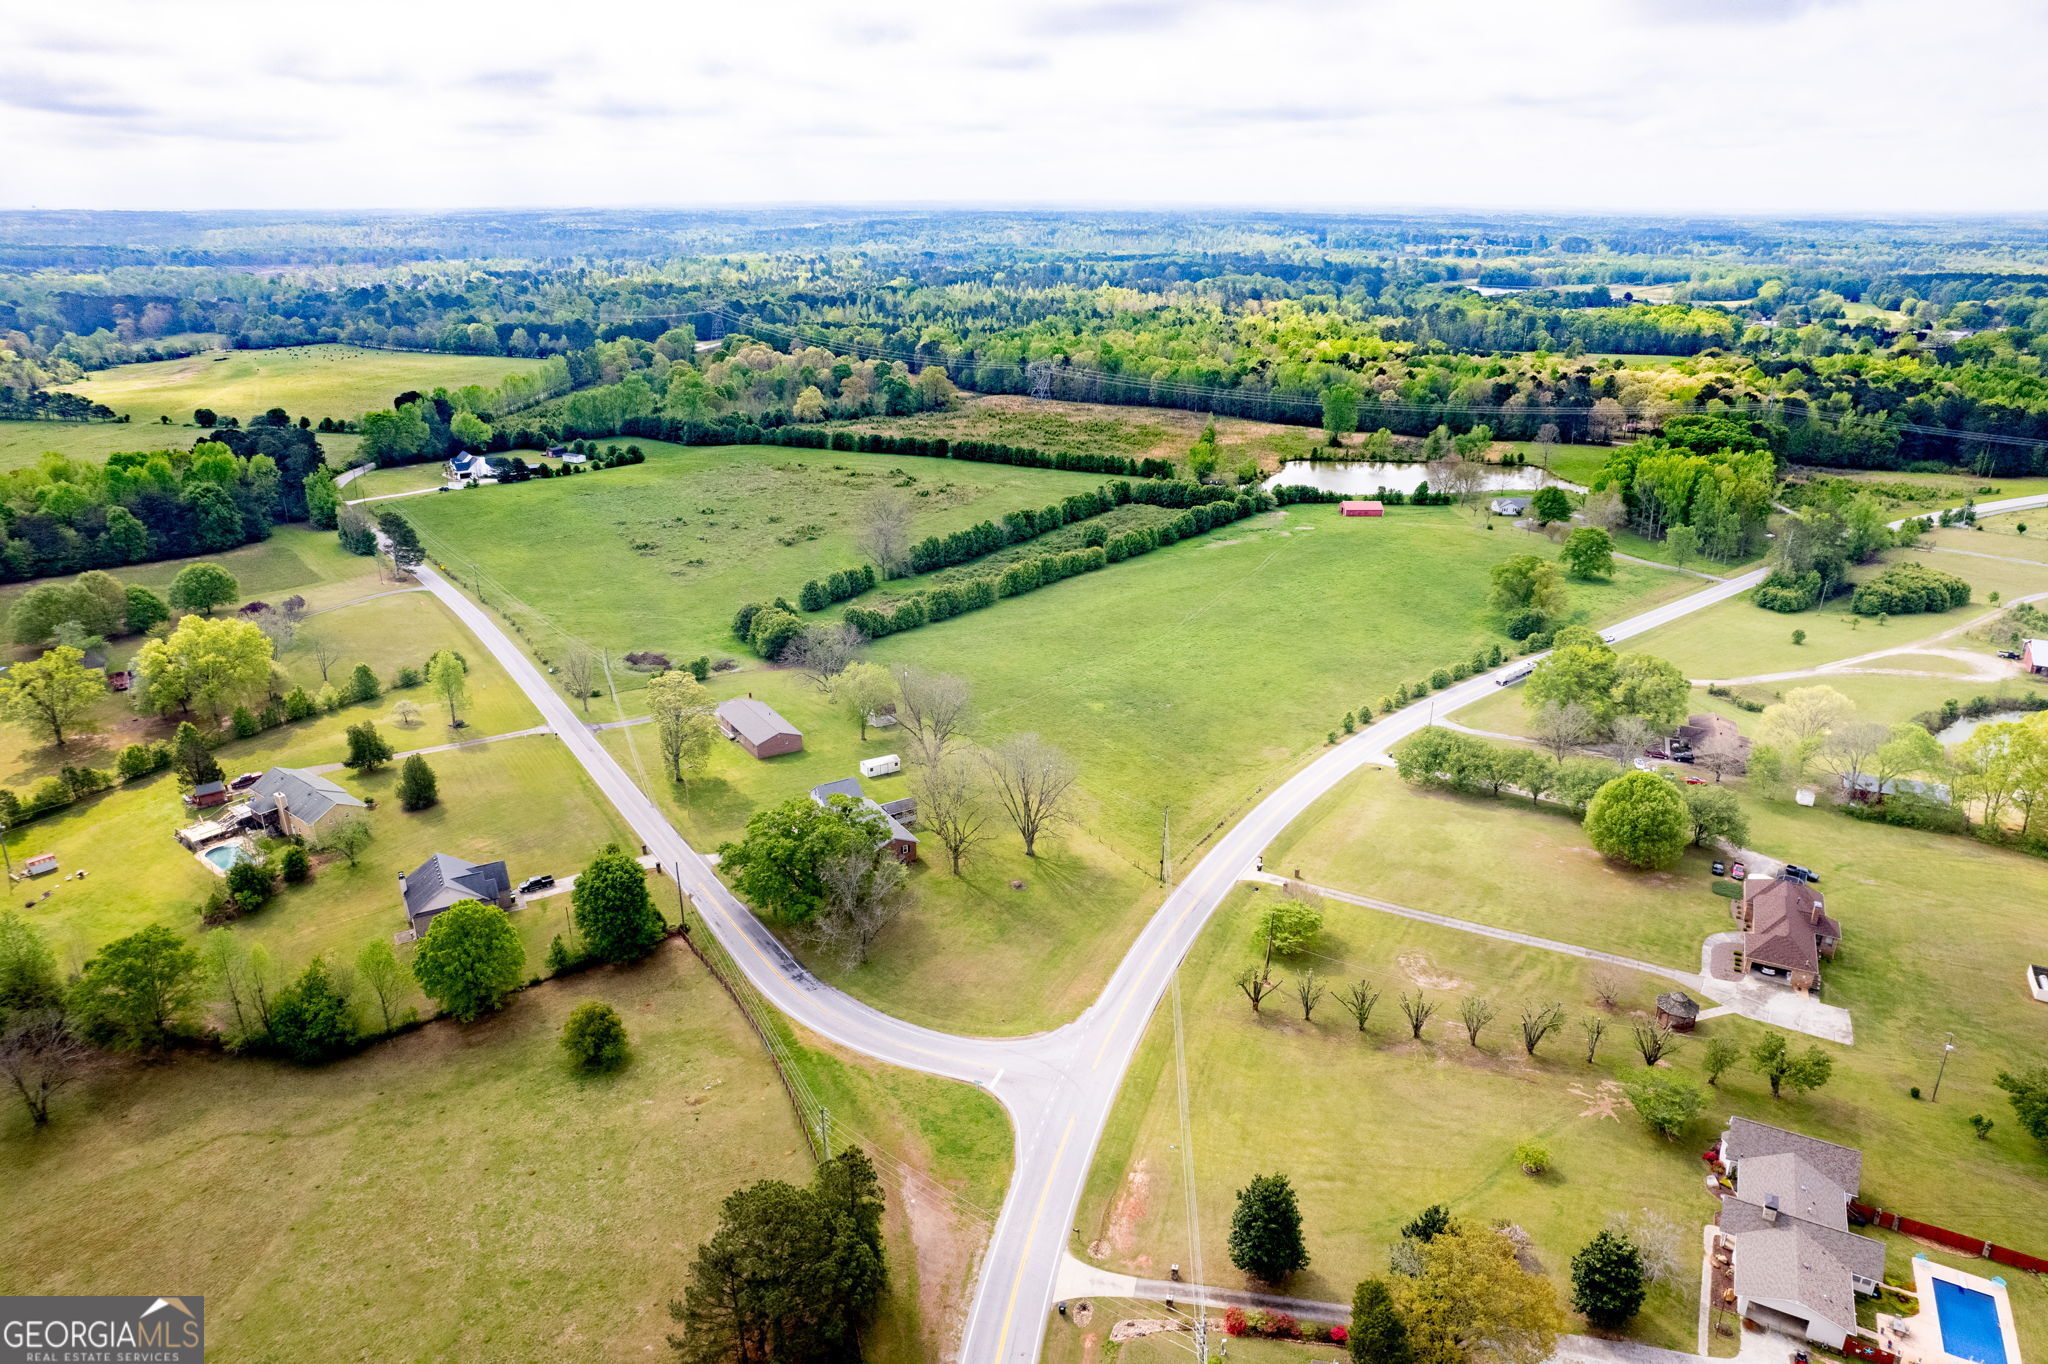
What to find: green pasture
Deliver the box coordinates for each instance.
[835,394,1325,467]
[0,935,1004,1364]
[53,345,549,427]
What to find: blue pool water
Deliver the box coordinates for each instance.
[1932,1278,2007,1364]
[201,844,248,871]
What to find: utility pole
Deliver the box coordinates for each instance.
[816,1105,832,1160]
[1159,807,1170,886]
[0,819,12,882]
[1931,1032,1956,1102]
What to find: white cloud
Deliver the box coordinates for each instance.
[0,0,2042,213]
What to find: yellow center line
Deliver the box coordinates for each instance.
[995,1115,1076,1360]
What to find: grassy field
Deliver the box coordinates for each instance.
[833,393,1326,469]
[0,938,1011,1364]
[1076,772,2048,1358]
[54,344,550,427]
[398,441,1124,667]
[601,665,1163,1034]
[0,417,363,473]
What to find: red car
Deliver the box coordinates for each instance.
[1730,862,1747,881]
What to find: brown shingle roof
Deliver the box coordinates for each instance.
[1744,877,1833,974]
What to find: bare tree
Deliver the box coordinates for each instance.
[247,605,294,652]
[1590,968,1627,1010]
[1632,1020,1680,1066]
[1579,1015,1608,1063]
[1518,1002,1566,1057]
[1339,979,1382,1032]
[1430,454,1486,517]
[390,698,422,729]
[1817,720,1888,793]
[1294,970,1326,1022]
[0,1010,91,1126]
[561,649,595,713]
[1399,990,1438,1039]
[895,667,972,766]
[280,595,308,627]
[1609,714,1658,766]
[1531,701,1597,761]
[305,631,341,683]
[857,491,915,578]
[1694,731,1747,783]
[982,733,1079,857]
[1237,966,1279,1014]
[1458,995,1498,1047]
[807,845,908,967]
[788,623,866,692]
[913,757,994,875]
[1580,489,1627,533]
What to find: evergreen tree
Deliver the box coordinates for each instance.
[343,721,394,772]
[1228,1172,1310,1283]
[396,754,438,811]
[1351,1277,1413,1364]
[171,720,223,788]
[1570,1231,1647,1329]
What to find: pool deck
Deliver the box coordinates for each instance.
[1878,1257,2024,1364]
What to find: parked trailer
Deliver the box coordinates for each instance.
[859,754,902,778]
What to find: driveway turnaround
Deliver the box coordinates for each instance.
[402,490,2020,1361]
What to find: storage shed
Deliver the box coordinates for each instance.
[1340,500,1385,517]
[1656,990,1701,1032]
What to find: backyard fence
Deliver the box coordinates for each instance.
[1850,1202,2048,1275]
[1841,1337,1897,1364]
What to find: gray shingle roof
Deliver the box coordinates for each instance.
[1719,1120,1883,1335]
[245,766,366,827]
[403,853,510,919]
[809,779,918,847]
[717,697,801,747]
[1722,1118,1863,1200]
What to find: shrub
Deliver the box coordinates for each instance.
[116,741,169,781]
[1851,563,1971,616]
[1504,608,1549,640]
[225,858,276,911]
[1430,667,1452,690]
[392,665,423,689]
[266,957,359,1064]
[282,686,315,721]
[1513,1138,1550,1174]
[396,754,438,811]
[278,845,310,883]
[231,705,260,739]
[560,1000,630,1070]
[1754,569,1822,613]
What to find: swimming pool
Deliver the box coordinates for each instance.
[201,843,249,872]
[1932,1277,2008,1364]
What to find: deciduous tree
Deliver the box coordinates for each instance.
[982,732,1078,856]
[646,670,718,785]
[168,562,239,616]
[561,1001,630,1070]
[0,645,106,748]
[68,924,204,1050]
[572,844,666,964]
[410,899,524,1022]
[1584,770,1690,869]
[1395,1223,1565,1364]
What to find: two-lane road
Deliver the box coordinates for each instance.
[405,486,2048,1362]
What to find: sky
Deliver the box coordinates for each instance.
[4,0,2046,215]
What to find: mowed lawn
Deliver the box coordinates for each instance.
[1075,771,2048,1355]
[0,940,1012,1364]
[397,441,1124,665]
[601,665,1163,1034]
[53,344,549,426]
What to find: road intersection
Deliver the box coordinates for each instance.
[403,486,2048,1362]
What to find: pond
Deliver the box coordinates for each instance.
[1263,460,1565,497]
[1933,709,2034,745]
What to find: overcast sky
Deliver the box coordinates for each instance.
[4,0,2045,216]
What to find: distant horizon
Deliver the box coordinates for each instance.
[6,0,2045,215]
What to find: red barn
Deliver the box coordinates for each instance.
[1340,500,1384,517]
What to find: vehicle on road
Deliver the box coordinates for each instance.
[1496,667,1535,686]
[518,874,555,894]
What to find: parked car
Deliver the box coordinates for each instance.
[1999,650,2022,660]
[1712,861,1727,876]
[517,874,555,895]
[228,771,263,791]
[1784,864,1821,883]
[1731,862,1747,881]
[1684,775,1707,785]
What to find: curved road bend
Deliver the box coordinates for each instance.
[409,489,2048,1364]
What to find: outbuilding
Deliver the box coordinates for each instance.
[1655,991,1701,1032]
[1340,500,1384,517]
[2023,639,2048,674]
[716,697,804,759]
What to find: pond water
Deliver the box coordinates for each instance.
[1933,709,2034,745]
[1264,460,1560,497]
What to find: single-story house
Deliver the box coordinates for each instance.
[809,777,918,863]
[447,453,509,482]
[1672,713,1752,771]
[716,697,804,759]
[1655,991,1700,1031]
[244,766,367,840]
[1489,496,1532,517]
[1736,875,1841,993]
[186,780,229,809]
[2021,639,2048,675]
[1339,500,1384,517]
[399,852,512,938]
[1714,1118,1883,1350]
[545,445,568,458]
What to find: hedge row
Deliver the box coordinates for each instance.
[1269,483,1457,506]
[1754,568,1823,613]
[680,421,1179,480]
[836,491,1274,642]
[798,565,878,611]
[1849,563,1971,615]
